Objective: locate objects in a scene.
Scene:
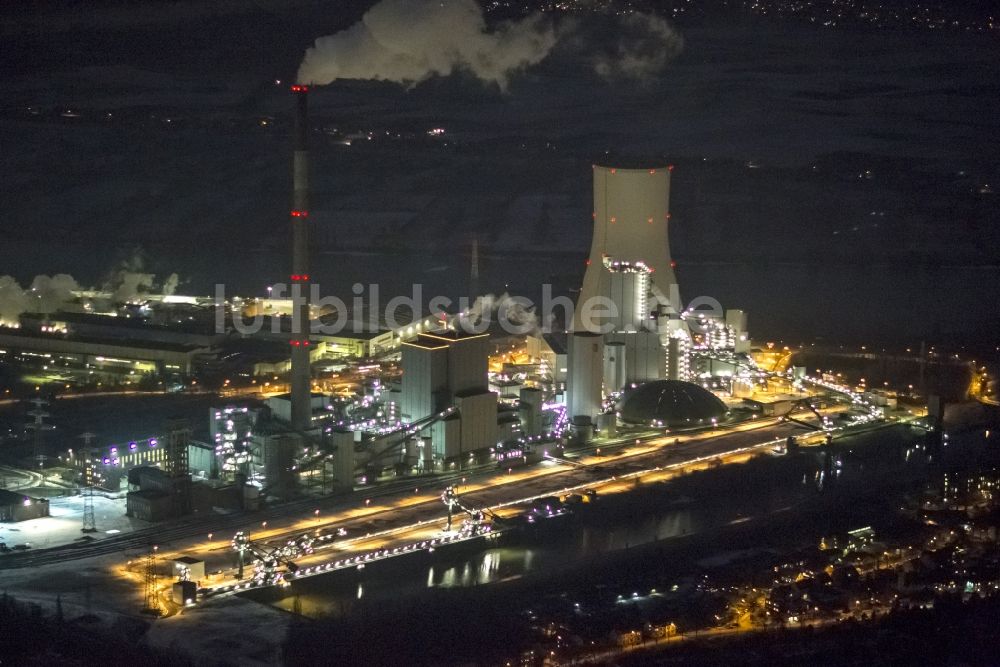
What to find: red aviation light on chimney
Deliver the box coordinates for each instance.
[290,84,310,93]
[671,260,677,269]
[290,274,310,282]
[649,169,656,175]
[290,210,308,217]
[290,340,300,347]
[667,165,675,172]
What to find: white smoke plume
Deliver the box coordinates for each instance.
[111,272,155,303]
[0,276,28,327]
[593,13,684,81]
[0,274,79,326]
[101,250,155,303]
[162,272,179,297]
[28,274,79,314]
[459,292,539,335]
[0,265,184,327]
[299,3,683,89]
[298,0,558,89]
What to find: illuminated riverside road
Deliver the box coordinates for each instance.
[1,404,890,589]
[163,414,896,599]
[0,414,786,569]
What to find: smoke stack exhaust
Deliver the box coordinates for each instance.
[290,84,311,432]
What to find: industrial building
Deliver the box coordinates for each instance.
[210,405,255,480]
[245,309,441,359]
[519,387,545,438]
[266,392,332,428]
[565,162,754,440]
[252,429,299,498]
[567,162,688,431]
[617,380,730,427]
[124,418,193,521]
[0,490,50,522]
[328,427,359,487]
[18,311,224,349]
[401,331,489,420]
[0,328,213,376]
[125,468,176,522]
[400,330,497,463]
[567,332,604,427]
[529,332,568,386]
[71,431,164,490]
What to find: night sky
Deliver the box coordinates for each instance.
[1,0,998,343]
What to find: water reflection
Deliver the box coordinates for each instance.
[429,548,532,588]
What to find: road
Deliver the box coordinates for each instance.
[0,465,45,490]
[190,413,902,599]
[0,405,878,578]
[565,608,889,665]
[162,417,841,596]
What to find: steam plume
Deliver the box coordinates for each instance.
[593,13,684,81]
[0,276,28,327]
[459,292,540,335]
[162,273,180,297]
[298,0,557,89]
[0,274,79,327]
[0,266,183,328]
[111,272,155,303]
[299,3,683,89]
[102,250,155,303]
[28,274,79,313]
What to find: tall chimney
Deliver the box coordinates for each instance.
[290,84,311,432]
[469,235,479,306]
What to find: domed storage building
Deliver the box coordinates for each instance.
[617,380,729,428]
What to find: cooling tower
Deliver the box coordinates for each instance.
[573,164,679,333]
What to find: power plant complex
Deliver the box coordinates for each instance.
[0,78,957,657]
[271,118,757,479]
[0,88,764,501]
[4,8,993,664]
